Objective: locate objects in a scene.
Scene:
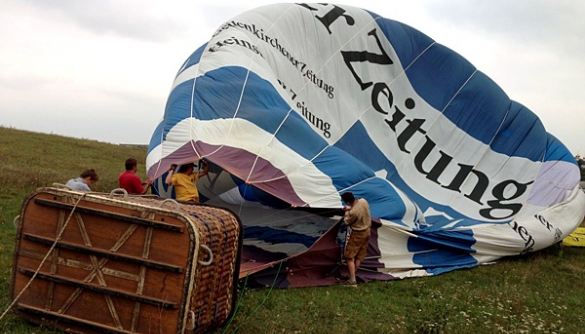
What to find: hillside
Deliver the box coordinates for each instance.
[0,126,149,210]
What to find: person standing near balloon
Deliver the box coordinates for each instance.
[341,191,371,288]
[576,155,585,190]
[165,160,209,202]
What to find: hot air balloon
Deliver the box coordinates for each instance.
[146,3,585,287]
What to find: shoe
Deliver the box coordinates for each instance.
[341,280,357,288]
[336,275,350,282]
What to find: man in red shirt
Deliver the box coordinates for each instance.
[118,158,152,194]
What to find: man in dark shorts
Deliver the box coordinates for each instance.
[341,191,371,287]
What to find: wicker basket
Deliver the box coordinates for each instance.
[10,187,243,334]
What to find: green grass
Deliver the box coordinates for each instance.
[211,247,585,334]
[1,126,584,334]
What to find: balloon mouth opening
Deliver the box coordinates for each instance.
[152,165,343,263]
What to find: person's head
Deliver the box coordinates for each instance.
[125,158,138,172]
[180,163,196,175]
[80,169,99,186]
[341,192,356,205]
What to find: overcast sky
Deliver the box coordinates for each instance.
[1,0,583,156]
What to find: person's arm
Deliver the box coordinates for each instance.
[141,178,153,194]
[81,183,92,192]
[165,164,177,185]
[343,206,357,226]
[199,161,209,178]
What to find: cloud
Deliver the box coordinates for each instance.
[425,1,585,56]
[20,0,191,42]
[1,1,583,154]
[0,78,162,144]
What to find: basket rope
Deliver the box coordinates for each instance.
[0,193,87,321]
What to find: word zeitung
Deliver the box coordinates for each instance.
[298,3,533,220]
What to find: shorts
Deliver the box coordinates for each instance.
[343,229,371,262]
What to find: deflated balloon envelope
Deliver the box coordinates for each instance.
[146,3,585,284]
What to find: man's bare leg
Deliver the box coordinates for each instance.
[347,259,357,284]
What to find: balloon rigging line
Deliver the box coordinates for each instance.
[238,5,378,182]
[440,69,476,115]
[255,15,437,183]
[220,270,250,334]
[186,43,206,162]
[157,5,486,186]
[225,261,284,334]
[150,121,167,179]
[158,7,409,187]
[225,5,295,186]
[188,74,203,161]
[322,15,422,140]
[225,16,417,187]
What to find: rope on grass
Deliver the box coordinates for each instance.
[222,261,284,334]
[0,193,87,321]
[220,271,250,334]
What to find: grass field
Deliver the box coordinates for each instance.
[0,126,584,334]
